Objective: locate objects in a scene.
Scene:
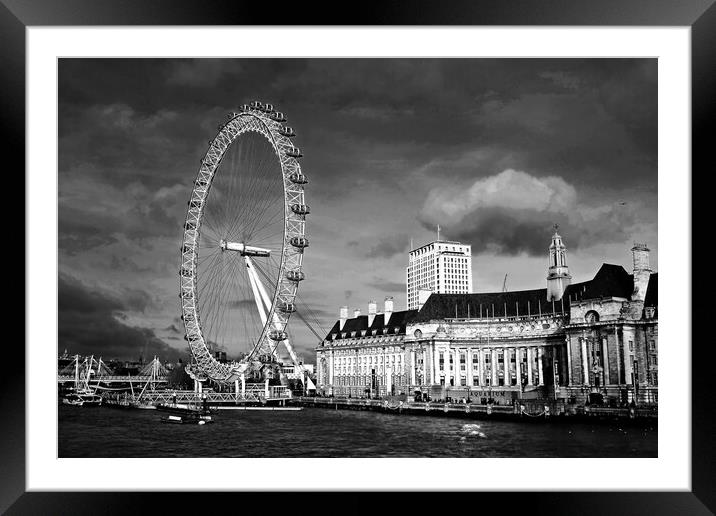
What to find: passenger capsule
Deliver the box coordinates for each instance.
[250,101,263,110]
[286,270,305,282]
[278,302,297,313]
[288,172,308,185]
[290,236,309,249]
[285,147,303,158]
[271,112,286,123]
[269,330,287,341]
[279,126,296,137]
[263,103,274,113]
[240,104,251,111]
[290,204,310,215]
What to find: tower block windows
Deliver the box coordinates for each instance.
[547,225,572,302]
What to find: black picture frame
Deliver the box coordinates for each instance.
[6,0,714,513]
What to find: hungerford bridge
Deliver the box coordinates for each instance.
[57,355,295,403]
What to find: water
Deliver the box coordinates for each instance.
[58,405,657,458]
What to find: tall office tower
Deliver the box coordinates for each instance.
[406,238,473,310]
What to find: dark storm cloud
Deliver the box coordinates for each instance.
[419,169,635,256]
[58,225,118,256]
[422,207,632,256]
[419,168,640,256]
[58,274,184,361]
[59,59,657,190]
[109,255,152,273]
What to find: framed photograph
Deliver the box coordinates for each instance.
[8,0,713,513]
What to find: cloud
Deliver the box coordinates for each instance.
[56,58,657,366]
[227,299,257,309]
[59,274,185,361]
[419,169,637,256]
[539,71,581,90]
[365,234,409,259]
[166,59,241,88]
[367,279,405,293]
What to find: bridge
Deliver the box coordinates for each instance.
[57,374,168,385]
[58,354,170,391]
[59,354,295,403]
[102,384,293,406]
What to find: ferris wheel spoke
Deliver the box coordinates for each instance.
[202,256,238,351]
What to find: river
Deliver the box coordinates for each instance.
[58,405,657,457]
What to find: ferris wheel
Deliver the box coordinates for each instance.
[179,101,309,383]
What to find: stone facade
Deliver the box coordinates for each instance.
[316,298,417,397]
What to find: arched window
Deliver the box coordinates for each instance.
[584,310,600,324]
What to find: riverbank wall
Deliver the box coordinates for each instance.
[290,396,657,424]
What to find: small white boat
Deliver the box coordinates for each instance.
[161,413,213,425]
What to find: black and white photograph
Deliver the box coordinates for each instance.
[56,57,660,459]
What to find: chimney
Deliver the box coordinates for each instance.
[631,243,651,302]
[353,309,361,318]
[339,306,348,330]
[368,300,377,326]
[384,296,394,324]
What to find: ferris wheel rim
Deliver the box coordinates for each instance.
[179,104,308,383]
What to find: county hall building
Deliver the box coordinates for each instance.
[316,229,658,405]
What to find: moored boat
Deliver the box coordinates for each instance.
[156,401,211,416]
[61,394,85,406]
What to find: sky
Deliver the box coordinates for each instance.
[58,58,658,363]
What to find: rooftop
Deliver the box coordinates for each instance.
[323,309,418,342]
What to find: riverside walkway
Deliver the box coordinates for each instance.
[290,396,657,423]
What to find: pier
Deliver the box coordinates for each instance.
[100,385,293,407]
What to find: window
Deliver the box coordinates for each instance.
[628,340,634,352]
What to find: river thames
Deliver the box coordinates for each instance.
[58,405,657,458]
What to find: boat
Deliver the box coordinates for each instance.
[75,388,103,406]
[61,390,103,407]
[160,414,213,425]
[156,401,211,416]
[132,402,157,410]
[61,394,85,406]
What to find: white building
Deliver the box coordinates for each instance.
[318,231,657,405]
[406,239,472,310]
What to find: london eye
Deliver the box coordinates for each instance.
[179,101,309,383]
